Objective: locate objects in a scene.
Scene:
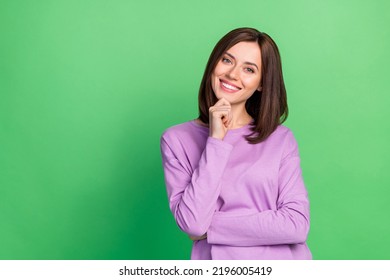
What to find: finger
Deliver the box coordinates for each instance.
[222,117,229,127]
[212,111,230,120]
[209,105,232,111]
[214,97,231,106]
[209,107,230,115]
[216,108,232,121]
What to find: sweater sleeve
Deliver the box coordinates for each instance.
[207,133,310,246]
[161,135,233,237]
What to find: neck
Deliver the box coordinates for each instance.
[195,104,253,128]
[228,104,253,129]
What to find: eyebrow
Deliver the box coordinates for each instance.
[225,52,259,70]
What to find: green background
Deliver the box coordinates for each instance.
[1,0,389,260]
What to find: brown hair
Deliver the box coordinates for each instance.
[198,27,288,144]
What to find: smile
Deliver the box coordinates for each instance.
[220,80,241,92]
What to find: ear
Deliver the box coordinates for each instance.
[257,85,262,91]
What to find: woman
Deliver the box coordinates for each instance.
[160,27,312,260]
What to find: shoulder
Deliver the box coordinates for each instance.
[274,125,300,158]
[162,120,193,134]
[268,125,297,143]
[161,120,208,146]
[264,125,300,158]
[160,120,208,160]
[162,121,196,141]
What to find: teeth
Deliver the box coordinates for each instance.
[222,82,239,90]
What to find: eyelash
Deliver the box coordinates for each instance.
[222,57,232,64]
[221,57,255,74]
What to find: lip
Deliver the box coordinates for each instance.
[219,79,241,93]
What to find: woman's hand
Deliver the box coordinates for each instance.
[209,98,232,140]
[189,234,207,241]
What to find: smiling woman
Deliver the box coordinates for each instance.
[160,27,311,260]
[212,42,262,109]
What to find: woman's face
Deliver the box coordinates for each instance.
[211,41,262,107]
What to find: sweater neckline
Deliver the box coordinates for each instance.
[190,119,253,134]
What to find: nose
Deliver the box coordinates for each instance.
[226,65,239,80]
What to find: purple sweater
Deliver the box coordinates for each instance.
[160,120,312,260]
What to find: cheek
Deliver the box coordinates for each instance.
[213,62,227,76]
[211,66,223,87]
[212,67,220,78]
[243,76,261,90]
[211,73,218,93]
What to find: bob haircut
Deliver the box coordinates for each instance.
[198,27,288,144]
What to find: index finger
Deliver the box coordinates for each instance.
[215,97,231,107]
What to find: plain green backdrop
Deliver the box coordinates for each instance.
[1,0,389,259]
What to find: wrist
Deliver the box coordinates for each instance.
[210,132,224,140]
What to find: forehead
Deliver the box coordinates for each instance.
[226,41,261,64]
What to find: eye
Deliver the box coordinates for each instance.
[245,67,255,73]
[222,57,232,64]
